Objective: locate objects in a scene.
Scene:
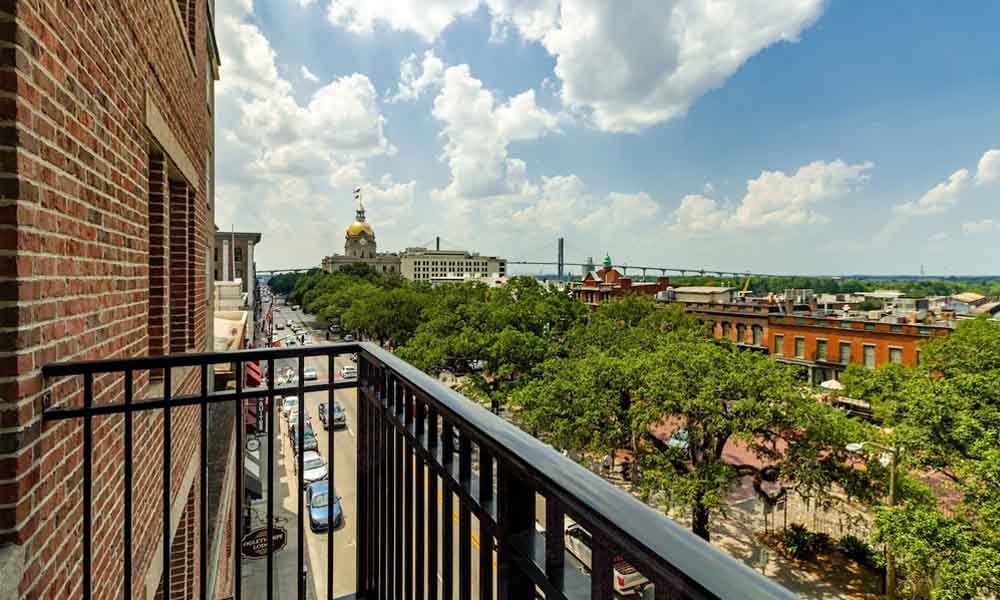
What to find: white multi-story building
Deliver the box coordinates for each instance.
[400,247,506,283]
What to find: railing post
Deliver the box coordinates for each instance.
[497,463,535,600]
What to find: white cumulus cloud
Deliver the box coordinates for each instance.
[431,64,560,201]
[894,169,969,216]
[327,1,828,132]
[326,0,480,42]
[975,149,1000,187]
[671,160,873,233]
[390,50,446,103]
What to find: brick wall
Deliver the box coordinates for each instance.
[0,0,218,598]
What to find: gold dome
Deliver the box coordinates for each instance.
[346,221,374,236]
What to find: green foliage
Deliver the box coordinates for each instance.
[836,534,875,566]
[267,271,303,295]
[779,524,831,561]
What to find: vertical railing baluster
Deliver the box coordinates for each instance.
[356,355,369,596]
[199,364,208,600]
[327,352,335,600]
[82,372,93,600]
[297,355,306,600]
[545,497,565,586]
[479,447,495,600]
[266,357,276,600]
[441,422,454,600]
[123,370,134,599]
[394,379,404,600]
[403,388,413,599]
[591,537,614,600]
[497,463,534,600]
[459,433,472,599]
[162,367,172,600]
[234,361,244,600]
[426,408,438,600]
[414,394,425,600]
[379,366,389,600]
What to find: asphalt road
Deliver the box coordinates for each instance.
[269,300,494,598]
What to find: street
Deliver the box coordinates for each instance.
[266,301,496,598]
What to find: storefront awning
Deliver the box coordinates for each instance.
[245,361,262,387]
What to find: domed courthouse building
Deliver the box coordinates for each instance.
[321,200,402,274]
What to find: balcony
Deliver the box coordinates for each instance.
[41,342,794,599]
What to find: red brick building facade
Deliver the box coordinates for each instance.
[682,302,776,350]
[767,314,951,383]
[571,267,670,307]
[0,1,223,598]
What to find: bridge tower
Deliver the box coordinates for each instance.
[557,237,565,280]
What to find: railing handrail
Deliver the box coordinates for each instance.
[359,343,797,600]
[41,341,797,599]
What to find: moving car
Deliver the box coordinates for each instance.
[306,480,343,532]
[319,402,346,430]
[564,521,649,595]
[303,367,318,381]
[296,450,327,488]
[340,365,357,379]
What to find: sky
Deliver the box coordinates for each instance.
[214,0,1000,276]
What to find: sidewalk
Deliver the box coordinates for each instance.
[601,470,882,599]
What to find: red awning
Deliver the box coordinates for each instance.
[246,361,262,387]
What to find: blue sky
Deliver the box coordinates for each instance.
[214,0,1000,275]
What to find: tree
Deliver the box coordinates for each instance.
[867,318,1000,597]
[632,341,861,541]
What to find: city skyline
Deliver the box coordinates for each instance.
[216,1,999,274]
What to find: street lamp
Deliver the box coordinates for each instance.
[846,440,900,600]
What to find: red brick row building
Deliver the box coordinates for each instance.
[0,1,230,598]
[682,302,952,383]
[570,255,671,307]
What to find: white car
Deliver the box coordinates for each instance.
[303,367,318,381]
[297,450,327,488]
[564,521,649,595]
[275,322,285,330]
[340,365,357,379]
[281,396,298,420]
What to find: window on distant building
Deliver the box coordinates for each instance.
[840,342,852,364]
[752,325,763,346]
[214,247,219,261]
[794,337,805,359]
[774,334,784,356]
[816,339,828,361]
[916,349,922,366]
[889,347,903,364]
[736,323,746,343]
[863,344,876,369]
[722,322,731,338]
[235,247,242,262]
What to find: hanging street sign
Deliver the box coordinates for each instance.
[241,526,287,559]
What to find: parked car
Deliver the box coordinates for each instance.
[295,450,327,488]
[306,480,343,532]
[303,367,318,381]
[281,396,298,420]
[292,305,300,311]
[343,334,354,342]
[564,521,649,595]
[291,428,318,455]
[340,365,357,379]
[275,322,285,330]
[319,402,346,430]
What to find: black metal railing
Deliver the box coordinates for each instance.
[42,342,795,599]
